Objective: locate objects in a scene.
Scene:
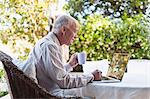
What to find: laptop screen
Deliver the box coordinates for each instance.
[106,53,130,81]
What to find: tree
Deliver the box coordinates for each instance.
[69,14,150,60]
[64,0,150,60]
[0,0,56,59]
[64,0,150,19]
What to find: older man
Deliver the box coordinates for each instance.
[14,14,102,97]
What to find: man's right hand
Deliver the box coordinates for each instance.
[68,53,78,68]
[92,69,102,81]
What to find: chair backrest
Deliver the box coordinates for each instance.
[0,51,12,61]
[0,51,60,99]
[0,51,81,99]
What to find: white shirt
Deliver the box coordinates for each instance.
[13,32,94,97]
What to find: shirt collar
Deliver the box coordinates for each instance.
[47,32,61,46]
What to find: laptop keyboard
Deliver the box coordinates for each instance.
[101,76,111,80]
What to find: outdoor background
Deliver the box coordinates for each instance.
[0,0,150,97]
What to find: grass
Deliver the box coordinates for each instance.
[0,69,4,79]
[0,69,8,97]
[0,91,8,98]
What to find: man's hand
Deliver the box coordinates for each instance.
[68,53,78,68]
[92,69,102,81]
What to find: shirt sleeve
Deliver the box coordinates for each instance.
[64,63,73,72]
[42,44,94,89]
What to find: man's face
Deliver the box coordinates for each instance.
[63,25,77,45]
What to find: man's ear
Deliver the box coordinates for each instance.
[61,26,66,35]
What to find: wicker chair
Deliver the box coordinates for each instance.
[0,51,81,99]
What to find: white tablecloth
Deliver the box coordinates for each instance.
[82,59,150,99]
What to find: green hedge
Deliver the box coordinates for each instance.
[70,14,150,60]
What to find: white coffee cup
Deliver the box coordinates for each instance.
[77,52,86,65]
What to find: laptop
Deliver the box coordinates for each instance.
[98,53,130,83]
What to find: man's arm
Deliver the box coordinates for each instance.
[42,44,94,89]
[64,63,73,72]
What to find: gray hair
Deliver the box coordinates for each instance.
[52,15,80,33]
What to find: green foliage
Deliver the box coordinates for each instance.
[70,14,150,60]
[66,0,150,60]
[0,0,150,61]
[64,0,150,19]
[0,69,7,98]
[0,69,4,79]
[0,0,53,59]
[0,91,8,98]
